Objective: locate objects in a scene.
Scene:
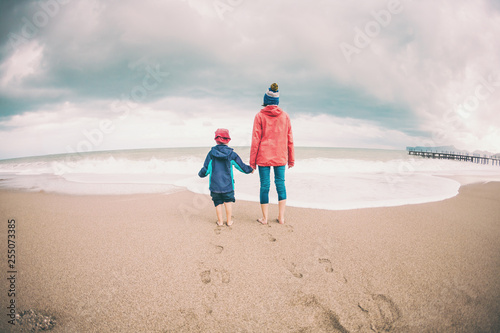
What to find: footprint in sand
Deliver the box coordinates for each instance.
[358,294,401,332]
[200,270,211,284]
[200,269,230,284]
[165,309,202,332]
[263,233,277,242]
[285,261,303,278]
[215,245,224,254]
[219,269,230,284]
[291,292,349,333]
[318,258,334,273]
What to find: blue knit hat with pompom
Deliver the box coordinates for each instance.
[263,83,279,106]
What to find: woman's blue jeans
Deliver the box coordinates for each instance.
[258,165,286,204]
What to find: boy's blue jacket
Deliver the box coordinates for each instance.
[198,144,253,193]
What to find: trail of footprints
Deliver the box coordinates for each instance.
[205,224,286,287]
[210,224,342,284]
[203,223,402,331]
[212,222,337,282]
[199,245,229,284]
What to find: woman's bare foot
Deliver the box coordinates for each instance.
[227,219,233,226]
[277,218,285,224]
[216,220,224,227]
[257,218,267,225]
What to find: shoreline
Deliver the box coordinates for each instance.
[1,182,499,332]
[0,173,494,212]
[2,145,499,213]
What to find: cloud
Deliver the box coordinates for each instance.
[0,0,500,158]
[0,40,43,87]
[292,113,422,149]
[0,95,423,159]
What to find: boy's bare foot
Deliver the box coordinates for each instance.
[257,218,267,225]
[227,220,233,226]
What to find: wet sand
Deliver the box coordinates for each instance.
[1,182,499,332]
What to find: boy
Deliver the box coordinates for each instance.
[198,128,254,226]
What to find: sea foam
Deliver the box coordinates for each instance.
[0,147,499,210]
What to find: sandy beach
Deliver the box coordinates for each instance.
[1,182,500,332]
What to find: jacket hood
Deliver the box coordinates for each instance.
[260,105,283,117]
[210,144,233,159]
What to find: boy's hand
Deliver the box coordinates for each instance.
[251,168,255,174]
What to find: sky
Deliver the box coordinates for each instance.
[1,0,500,159]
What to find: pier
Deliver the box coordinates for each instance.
[407,148,500,166]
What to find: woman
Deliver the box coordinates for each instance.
[250,83,294,224]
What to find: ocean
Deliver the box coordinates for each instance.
[0,147,499,210]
